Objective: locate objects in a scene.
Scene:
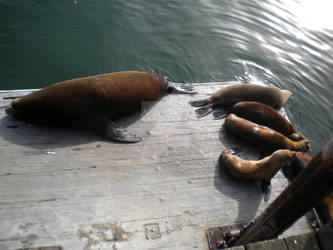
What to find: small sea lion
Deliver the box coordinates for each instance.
[224,114,310,152]
[189,83,292,118]
[219,149,296,184]
[215,101,306,141]
[5,71,195,143]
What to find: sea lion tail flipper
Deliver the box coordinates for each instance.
[168,82,197,94]
[195,106,212,118]
[96,117,141,143]
[261,180,272,202]
[212,108,228,119]
[188,98,211,107]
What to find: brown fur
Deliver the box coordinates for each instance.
[225,114,310,152]
[6,71,168,128]
[220,149,296,183]
[191,83,292,109]
[230,101,306,141]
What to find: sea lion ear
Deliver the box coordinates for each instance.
[95,116,141,143]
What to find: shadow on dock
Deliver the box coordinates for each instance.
[213,125,263,223]
[0,108,147,149]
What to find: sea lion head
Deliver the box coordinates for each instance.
[277,149,297,166]
[218,150,239,170]
[299,140,311,152]
[5,101,24,120]
[280,90,292,106]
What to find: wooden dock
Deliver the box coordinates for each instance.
[0,82,312,250]
[227,224,333,250]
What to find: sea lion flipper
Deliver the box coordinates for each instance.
[261,181,272,202]
[96,117,141,143]
[195,106,213,118]
[189,99,210,107]
[212,108,228,119]
[168,82,197,94]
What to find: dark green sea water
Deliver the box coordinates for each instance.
[0,0,332,153]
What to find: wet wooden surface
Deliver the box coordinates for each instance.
[0,82,311,250]
[228,227,333,250]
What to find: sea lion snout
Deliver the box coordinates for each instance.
[218,151,230,166]
[281,90,292,105]
[5,106,14,117]
[10,97,21,108]
[302,140,311,152]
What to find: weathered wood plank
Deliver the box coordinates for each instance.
[0,83,312,250]
[227,246,245,250]
[16,247,63,250]
[283,232,320,250]
[245,238,287,250]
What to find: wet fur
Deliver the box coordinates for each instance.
[219,149,296,183]
[229,101,307,141]
[224,114,310,152]
[189,83,292,118]
[5,71,170,142]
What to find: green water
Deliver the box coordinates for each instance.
[1,0,332,153]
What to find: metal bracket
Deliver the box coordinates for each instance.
[206,222,248,249]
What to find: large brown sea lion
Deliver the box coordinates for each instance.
[219,149,296,184]
[189,83,292,118]
[5,71,195,143]
[224,114,310,152]
[219,101,306,141]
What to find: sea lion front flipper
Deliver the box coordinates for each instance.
[95,117,141,143]
[261,180,272,202]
